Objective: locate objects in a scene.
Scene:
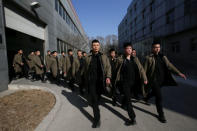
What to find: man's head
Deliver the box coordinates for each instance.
[152,40,161,55]
[52,51,57,57]
[92,39,100,53]
[61,51,65,56]
[47,50,51,55]
[30,51,34,55]
[109,48,116,58]
[132,49,136,56]
[77,50,82,58]
[36,50,40,56]
[18,49,23,54]
[82,51,87,57]
[123,42,133,56]
[68,49,73,56]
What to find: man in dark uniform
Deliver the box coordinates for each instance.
[83,40,111,128]
[67,49,75,90]
[115,43,148,126]
[144,40,187,123]
[49,51,61,85]
[32,50,45,83]
[13,49,24,79]
[72,50,85,94]
[108,48,118,106]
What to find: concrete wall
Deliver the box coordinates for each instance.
[0,0,8,91]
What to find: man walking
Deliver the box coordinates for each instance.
[143,40,186,123]
[115,43,147,126]
[83,39,111,128]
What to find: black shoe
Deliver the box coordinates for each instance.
[92,120,101,128]
[121,104,127,110]
[143,97,151,106]
[125,119,136,126]
[112,99,117,106]
[158,115,167,123]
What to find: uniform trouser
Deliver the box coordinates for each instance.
[146,83,164,116]
[122,84,136,120]
[89,83,101,122]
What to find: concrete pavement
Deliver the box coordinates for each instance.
[8,77,197,131]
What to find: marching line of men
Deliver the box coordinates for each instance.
[12,39,187,128]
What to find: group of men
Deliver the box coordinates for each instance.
[12,39,187,128]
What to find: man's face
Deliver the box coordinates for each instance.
[68,51,73,56]
[19,50,23,54]
[152,44,161,54]
[36,51,40,56]
[83,53,87,57]
[110,51,116,58]
[31,52,34,55]
[48,51,51,55]
[92,42,100,53]
[62,52,65,56]
[132,50,136,56]
[53,52,57,57]
[124,46,132,55]
[77,51,82,58]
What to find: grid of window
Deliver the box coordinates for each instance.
[57,39,77,54]
[55,0,80,35]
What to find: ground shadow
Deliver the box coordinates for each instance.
[61,90,93,123]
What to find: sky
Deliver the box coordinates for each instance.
[71,0,132,38]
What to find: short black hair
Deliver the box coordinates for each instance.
[61,51,65,54]
[123,42,132,48]
[82,51,86,54]
[132,49,136,51]
[92,39,100,45]
[47,50,51,53]
[152,38,161,47]
[52,51,57,54]
[77,50,82,52]
[109,48,116,53]
[68,49,73,52]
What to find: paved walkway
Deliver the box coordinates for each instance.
[8,77,197,131]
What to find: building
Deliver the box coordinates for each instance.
[0,0,89,91]
[118,0,197,75]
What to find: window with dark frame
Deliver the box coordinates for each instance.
[0,33,2,44]
[171,42,180,53]
[142,9,145,19]
[190,38,197,51]
[55,0,59,12]
[166,9,174,24]
[134,3,137,11]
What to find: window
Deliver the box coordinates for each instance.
[55,0,59,12]
[184,0,191,15]
[134,3,137,11]
[142,27,145,36]
[0,34,2,44]
[142,9,146,19]
[135,17,137,25]
[150,21,154,32]
[172,42,180,53]
[150,0,155,12]
[166,9,174,24]
[190,38,197,51]
[125,19,127,25]
[63,10,65,20]
[59,4,62,17]
[130,9,132,16]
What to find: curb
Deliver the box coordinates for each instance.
[8,84,62,131]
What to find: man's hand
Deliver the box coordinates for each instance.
[106,78,111,85]
[21,63,24,66]
[144,80,148,85]
[179,73,187,80]
[41,65,44,68]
